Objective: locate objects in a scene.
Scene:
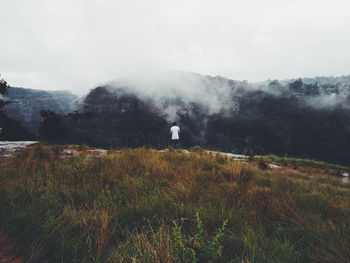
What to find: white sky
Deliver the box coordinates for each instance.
[1,0,350,95]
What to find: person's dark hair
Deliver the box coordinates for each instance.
[172,122,177,126]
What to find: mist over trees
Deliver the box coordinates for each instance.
[38,73,350,166]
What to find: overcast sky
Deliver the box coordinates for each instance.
[1,0,350,95]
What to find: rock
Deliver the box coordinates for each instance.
[2,154,14,158]
[62,149,78,155]
[0,141,38,158]
[206,150,248,159]
[267,164,282,169]
[87,149,108,155]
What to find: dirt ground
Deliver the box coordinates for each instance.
[0,231,23,263]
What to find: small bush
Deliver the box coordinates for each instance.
[171,213,227,263]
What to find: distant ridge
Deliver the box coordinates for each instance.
[5,87,78,134]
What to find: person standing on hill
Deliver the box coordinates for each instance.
[170,122,180,149]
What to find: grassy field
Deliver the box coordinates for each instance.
[0,144,350,262]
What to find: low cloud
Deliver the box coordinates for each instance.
[106,71,254,120]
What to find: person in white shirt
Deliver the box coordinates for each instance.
[170,122,180,148]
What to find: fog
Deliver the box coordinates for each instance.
[306,84,350,109]
[1,0,350,95]
[108,71,246,114]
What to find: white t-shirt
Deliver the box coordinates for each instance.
[170,126,180,140]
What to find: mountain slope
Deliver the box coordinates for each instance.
[5,87,78,134]
[51,72,349,165]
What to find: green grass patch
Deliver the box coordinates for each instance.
[261,154,348,171]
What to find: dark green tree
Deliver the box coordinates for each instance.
[0,75,35,140]
[39,110,68,142]
[0,75,10,113]
[289,78,304,93]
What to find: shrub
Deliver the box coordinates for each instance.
[171,213,227,263]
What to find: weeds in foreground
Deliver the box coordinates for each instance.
[0,144,349,262]
[171,212,227,263]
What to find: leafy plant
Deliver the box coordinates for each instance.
[171,213,227,263]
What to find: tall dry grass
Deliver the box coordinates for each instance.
[0,144,349,262]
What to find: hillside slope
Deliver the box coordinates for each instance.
[0,144,349,262]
